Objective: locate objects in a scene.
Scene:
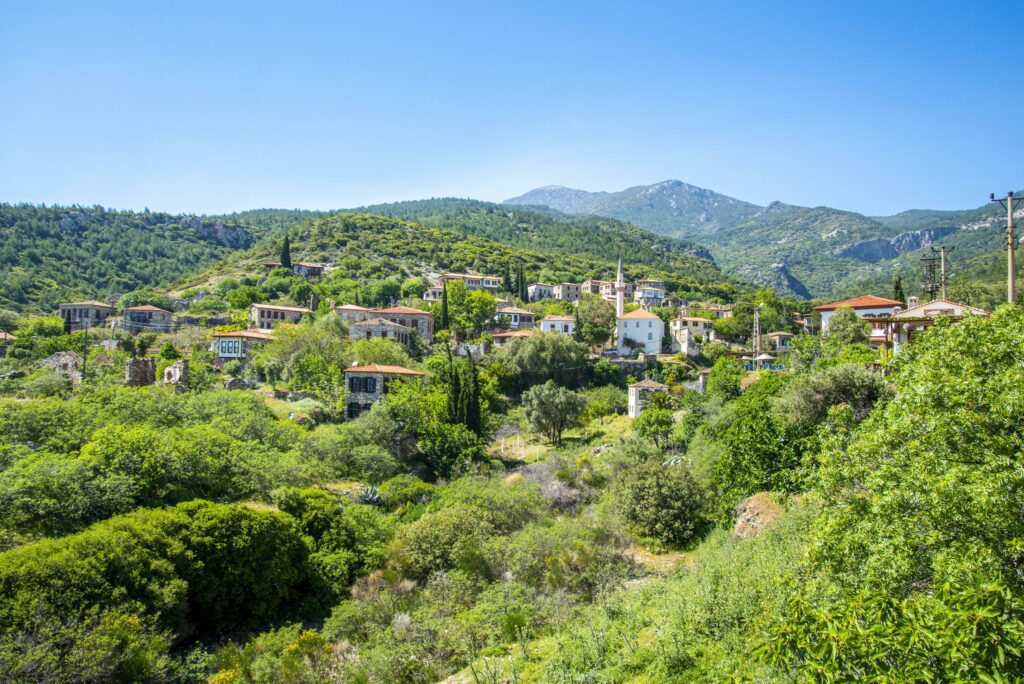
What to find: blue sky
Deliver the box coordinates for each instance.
[2,1,1021,216]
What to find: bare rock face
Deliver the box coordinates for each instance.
[733,492,782,539]
[39,352,83,384]
[224,377,250,390]
[124,358,156,387]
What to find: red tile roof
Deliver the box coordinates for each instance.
[212,329,274,340]
[370,306,432,316]
[344,364,424,376]
[813,295,904,311]
[620,309,661,320]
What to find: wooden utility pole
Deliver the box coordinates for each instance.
[991,192,1024,304]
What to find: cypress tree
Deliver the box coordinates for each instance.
[503,262,513,293]
[893,275,906,304]
[463,356,482,436]
[440,282,449,331]
[280,235,292,269]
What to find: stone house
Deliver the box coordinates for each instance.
[370,306,434,339]
[628,377,668,418]
[334,303,372,323]
[349,317,413,346]
[670,315,714,355]
[124,304,174,334]
[343,364,424,419]
[211,329,274,364]
[552,282,581,302]
[58,301,116,331]
[540,314,575,335]
[250,303,311,329]
[617,309,664,356]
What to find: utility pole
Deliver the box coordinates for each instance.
[752,304,761,363]
[939,245,953,300]
[921,250,941,300]
[990,192,1024,305]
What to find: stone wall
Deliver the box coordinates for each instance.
[124,358,156,386]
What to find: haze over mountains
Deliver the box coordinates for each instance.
[506,180,1018,299]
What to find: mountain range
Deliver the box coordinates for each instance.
[506,180,1020,300]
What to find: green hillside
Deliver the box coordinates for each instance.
[188,212,741,301]
[0,204,256,312]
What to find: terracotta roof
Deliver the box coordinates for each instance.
[251,303,311,313]
[766,331,795,337]
[813,295,903,311]
[61,300,114,308]
[370,306,432,316]
[497,306,534,316]
[619,309,661,320]
[676,316,714,323]
[491,330,534,338]
[350,317,412,330]
[213,329,274,340]
[630,377,668,390]
[542,314,574,321]
[0,332,15,341]
[125,304,171,312]
[344,364,424,376]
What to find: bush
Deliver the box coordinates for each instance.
[613,459,710,547]
[396,505,495,580]
[430,476,551,535]
[378,474,435,510]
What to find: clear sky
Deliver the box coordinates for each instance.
[2,1,1021,216]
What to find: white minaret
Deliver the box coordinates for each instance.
[615,257,625,318]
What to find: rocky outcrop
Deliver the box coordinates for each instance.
[733,492,782,539]
[224,377,250,390]
[184,217,256,249]
[837,226,957,263]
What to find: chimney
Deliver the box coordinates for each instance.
[907,296,919,307]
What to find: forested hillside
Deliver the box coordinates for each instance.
[0,204,256,312]
[507,180,1021,300]
[184,212,742,302]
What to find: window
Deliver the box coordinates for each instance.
[648,333,653,340]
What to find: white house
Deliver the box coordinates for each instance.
[766,331,795,352]
[881,299,989,354]
[527,283,554,301]
[496,306,536,330]
[628,377,668,418]
[813,295,904,345]
[616,309,664,356]
[540,314,575,335]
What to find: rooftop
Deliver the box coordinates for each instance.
[620,309,661,320]
[371,306,432,316]
[889,298,990,318]
[542,314,574,321]
[335,303,369,311]
[813,295,904,311]
[497,306,534,316]
[61,300,114,308]
[126,304,171,312]
[212,329,274,340]
[630,377,668,390]
[251,303,312,313]
[350,317,412,330]
[344,364,424,376]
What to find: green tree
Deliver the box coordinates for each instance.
[632,408,674,448]
[440,282,449,331]
[574,295,616,348]
[522,380,586,445]
[892,274,906,304]
[613,459,709,546]
[823,306,870,349]
[280,235,292,269]
[706,356,744,401]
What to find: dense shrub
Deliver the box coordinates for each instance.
[613,459,710,547]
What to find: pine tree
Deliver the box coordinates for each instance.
[503,262,513,293]
[440,282,449,331]
[280,235,292,269]
[893,275,906,304]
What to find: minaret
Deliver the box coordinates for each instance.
[615,257,625,318]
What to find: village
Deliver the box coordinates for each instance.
[17,249,988,426]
